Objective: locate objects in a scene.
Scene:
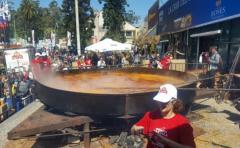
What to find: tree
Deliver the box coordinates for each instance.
[38,0,62,39]
[37,7,52,38]
[48,0,62,32]
[98,0,127,42]
[19,0,39,38]
[8,9,16,39]
[60,0,95,51]
[10,0,62,42]
[125,10,141,25]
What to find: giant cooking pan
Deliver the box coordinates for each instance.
[32,65,197,116]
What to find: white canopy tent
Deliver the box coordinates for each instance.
[85,38,132,52]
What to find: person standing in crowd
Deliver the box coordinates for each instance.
[97,57,106,68]
[40,52,51,67]
[92,53,99,67]
[134,51,141,65]
[11,81,18,108]
[23,69,29,81]
[32,53,42,64]
[131,84,195,148]
[208,46,223,88]
[77,56,86,69]
[199,51,209,74]
[0,75,4,98]
[16,78,30,98]
[0,77,4,98]
[121,54,129,67]
[84,55,92,69]
[158,53,172,70]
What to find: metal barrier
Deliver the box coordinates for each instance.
[56,62,209,75]
[169,62,209,73]
[0,94,35,123]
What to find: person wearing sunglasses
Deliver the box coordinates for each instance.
[131,84,195,148]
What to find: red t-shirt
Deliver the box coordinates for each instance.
[136,110,195,148]
[85,59,92,66]
[32,58,42,64]
[41,58,51,66]
[77,60,86,68]
[160,56,171,70]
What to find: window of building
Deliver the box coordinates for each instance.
[125,31,132,37]
[231,18,240,43]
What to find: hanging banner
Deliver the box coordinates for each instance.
[51,32,56,47]
[32,30,35,47]
[67,31,71,46]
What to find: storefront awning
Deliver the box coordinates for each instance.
[190,30,222,38]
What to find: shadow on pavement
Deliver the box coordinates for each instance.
[219,110,240,122]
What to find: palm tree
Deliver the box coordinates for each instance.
[19,0,38,38]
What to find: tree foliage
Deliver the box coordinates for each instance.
[61,0,95,50]
[98,0,127,42]
[48,0,62,34]
[9,0,139,48]
[125,10,141,25]
[18,0,39,39]
[9,0,62,42]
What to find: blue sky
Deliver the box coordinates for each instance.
[13,0,168,25]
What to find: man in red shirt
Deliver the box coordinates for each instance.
[131,84,195,148]
[84,56,92,69]
[158,54,172,70]
[32,53,42,64]
[40,52,51,67]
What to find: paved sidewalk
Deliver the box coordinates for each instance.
[0,101,43,148]
[193,98,240,148]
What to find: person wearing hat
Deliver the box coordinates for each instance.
[131,84,195,148]
[40,52,51,67]
[32,53,42,64]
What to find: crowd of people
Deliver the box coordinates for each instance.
[0,67,34,122]
[31,47,173,71]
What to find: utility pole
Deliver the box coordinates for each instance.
[75,0,81,55]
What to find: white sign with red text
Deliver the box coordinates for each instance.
[4,48,30,71]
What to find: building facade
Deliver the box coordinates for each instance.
[92,11,139,44]
[156,0,240,71]
[92,11,108,43]
[123,22,139,44]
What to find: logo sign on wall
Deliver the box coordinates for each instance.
[158,0,240,35]
[4,48,30,71]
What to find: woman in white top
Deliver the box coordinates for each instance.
[97,57,106,68]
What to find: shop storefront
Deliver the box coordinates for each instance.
[157,0,240,71]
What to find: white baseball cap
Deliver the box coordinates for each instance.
[35,53,41,56]
[153,84,177,103]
